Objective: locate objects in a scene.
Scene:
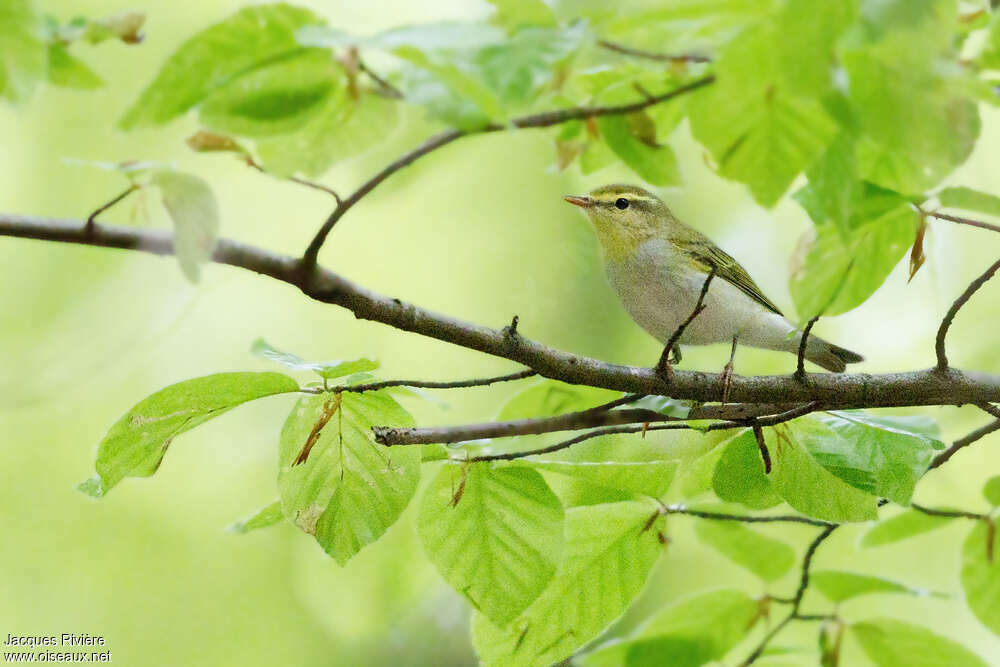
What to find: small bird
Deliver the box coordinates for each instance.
[564,184,862,388]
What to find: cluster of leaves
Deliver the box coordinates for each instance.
[79,338,1000,664]
[0,0,143,101]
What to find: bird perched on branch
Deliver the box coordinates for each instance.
[564,184,862,395]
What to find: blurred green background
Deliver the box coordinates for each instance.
[3,1,1000,665]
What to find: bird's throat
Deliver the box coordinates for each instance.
[592,219,646,263]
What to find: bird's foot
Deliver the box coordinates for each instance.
[718,362,734,404]
[655,345,677,380]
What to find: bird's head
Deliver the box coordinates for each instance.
[564,184,674,261]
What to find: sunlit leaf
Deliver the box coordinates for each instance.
[198,49,341,137]
[486,0,557,29]
[79,372,298,498]
[498,379,618,420]
[277,392,419,565]
[788,412,942,505]
[961,520,1000,638]
[120,4,327,129]
[712,429,781,510]
[789,197,919,319]
[151,170,220,283]
[859,508,955,548]
[984,476,1000,507]
[695,520,795,581]
[251,338,379,381]
[228,500,284,534]
[0,0,47,103]
[513,459,678,498]
[769,424,878,522]
[850,618,987,667]
[581,589,760,667]
[597,114,680,186]
[46,43,102,90]
[938,186,1000,219]
[418,464,564,624]
[472,500,665,666]
[810,570,937,603]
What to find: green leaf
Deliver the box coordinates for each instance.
[769,424,878,522]
[793,134,860,237]
[842,10,980,194]
[513,459,678,498]
[810,570,933,603]
[278,392,419,565]
[472,500,665,666]
[198,49,341,137]
[850,618,988,667]
[939,187,1000,219]
[251,338,378,381]
[712,429,781,509]
[120,4,326,129]
[788,412,942,505]
[46,43,102,90]
[789,196,918,319]
[487,0,557,29]
[859,508,955,548]
[694,520,795,581]
[228,500,284,534]
[418,464,564,625]
[255,91,399,177]
[0,0,47,103]
[581,590,760,667]
[150,170,220,283]
[498,379,618,420]
[961,520,1000,638]
[82,372,298,497]
[985,477,1000,507]
[629,395,692,419]
[688,15,838,207]
[596,115,680,186]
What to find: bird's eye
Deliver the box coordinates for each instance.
[615,198,629,210]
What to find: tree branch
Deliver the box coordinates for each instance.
[928,406,1000,469]
[663,504,834,527]
[936,257,1000,371]
[299,75,715,269]
[85,184,139,233]
[319,368,537,393]
[3,215,1000,411]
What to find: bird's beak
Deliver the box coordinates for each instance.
[563,195,593,208]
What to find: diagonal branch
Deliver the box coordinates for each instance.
[936,257,1000,371]
[927,210,1000,235]
[928,405,1000,469]
[299,75,715,269]
[3,215,1000,409]
[598,40,712,63]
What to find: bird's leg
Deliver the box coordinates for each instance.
[655,344,680,380]
[719,336,738,404]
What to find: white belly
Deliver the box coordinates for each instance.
[604,238,796,350]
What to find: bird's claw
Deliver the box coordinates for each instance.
[719,361,734,404]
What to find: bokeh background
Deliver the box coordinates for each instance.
[3,1,1000,665]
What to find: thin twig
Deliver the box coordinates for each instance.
[466,422,694,462]
[928,412,1000,469]
[936,258,1000,371]
[796,315,820,380]
[358,59,403,99]
[740,524,838,666]
[658,270,716,377]
[247,159,342,204]
[85,184,139,233]
[911,502,987,521]
[663,505,834,527]
[4,216,1000,407]
[598,40,712,63]
[320,369,537,394]
[927,210,1000,235]
[752,423,771,474]
[300,75,715,270]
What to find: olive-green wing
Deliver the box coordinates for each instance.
[685,234,783,315]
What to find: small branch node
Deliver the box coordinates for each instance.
[795,315,820,381]
[85,184,139,235]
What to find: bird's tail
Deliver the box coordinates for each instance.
[803,335,864,373]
